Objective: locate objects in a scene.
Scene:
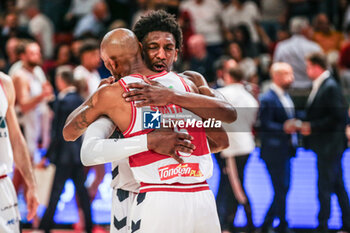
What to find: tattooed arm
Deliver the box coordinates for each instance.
[63,83,125,141]
[63,98,94,141]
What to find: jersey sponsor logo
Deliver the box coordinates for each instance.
[0,117,8,138]
[158,163,203,181]
[0,116,6,128]
[143,110,161,129]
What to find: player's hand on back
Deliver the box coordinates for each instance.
[147,128,196,163]
[123,76,175,107]
[98,76,116,88]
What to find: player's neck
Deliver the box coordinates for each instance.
[130,61,158,76]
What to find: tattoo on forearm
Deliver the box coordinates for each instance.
[73,110,89,130]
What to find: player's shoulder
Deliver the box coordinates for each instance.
[92,81,123,105]
[0,72,15,100]
[0,72,14,89]
[0,72,11,83]
[180,70,208,88]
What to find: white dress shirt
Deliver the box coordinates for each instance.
[217,83,258,157]
[306,70,330,106]
[270,83,295,117]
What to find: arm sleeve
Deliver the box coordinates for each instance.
[81,117,148,166]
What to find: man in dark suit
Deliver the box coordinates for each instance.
[301,53,350,233]
[259,62,298,233]
[39,66,92,233]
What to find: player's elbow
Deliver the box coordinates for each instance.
[222,106,237,123]
[218,133,229,151]
[210,133,229,153]
[62,127,78,141]
[62,130,73,141]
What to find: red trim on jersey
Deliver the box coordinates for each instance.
[0,175,7,179]
[141,181,208,187]
[119,79,136,137]
[175,73,191,92]
[129,126,210,167]
[129,150,169,167]
[139,181,209,193]
[125,129,154,138]
[140,186,209,193]
[0,79,7,101]
[129,71,168,80]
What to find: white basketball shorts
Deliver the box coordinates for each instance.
[0,176,21,233]
[128,189,221,233]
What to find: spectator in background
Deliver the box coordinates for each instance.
[0,12,31,52]
[178,8,195,62]
[11,41,53,160]
[180,0,224,61]
[73,39,101,99]
[313,13,344,54]
[274,17,322,93]
[8,39,26,77]
[259,62,297,233]
[301,53,350,233]
[227,42,259,98]
[212,56,230,88]
[71,37,84,65]
[214,58,237,229]
[3,37,20,73]
[232,24,260,59]
[260,0,287,42]
[74,0,109,38]
[227,41,257,82]
[222,0,263,44]
[131,0,152,29]
[67,0,100,20]
[339,24,350,91]
[218,65,258,233]
[25,6,55,59]
[11,41,53,228]
[39,66,92,233]
[43,43,72,93]
[286,0,320,22]
[187,34,216,85]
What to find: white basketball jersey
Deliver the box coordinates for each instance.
[119,71,213,193]
[0,75,14,176]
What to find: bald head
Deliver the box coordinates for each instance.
[101,28,139,55]
[270,62,294,90]
[101,28,142,78]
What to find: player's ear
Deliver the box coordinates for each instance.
[108,57,117,70]
[138,42,143,52]
[174,48,178,62]
[139,42,145,59]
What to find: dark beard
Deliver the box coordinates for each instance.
[27,60,38,68]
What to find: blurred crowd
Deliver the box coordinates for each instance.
[1,0,350,95]
[1,0,350,233]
